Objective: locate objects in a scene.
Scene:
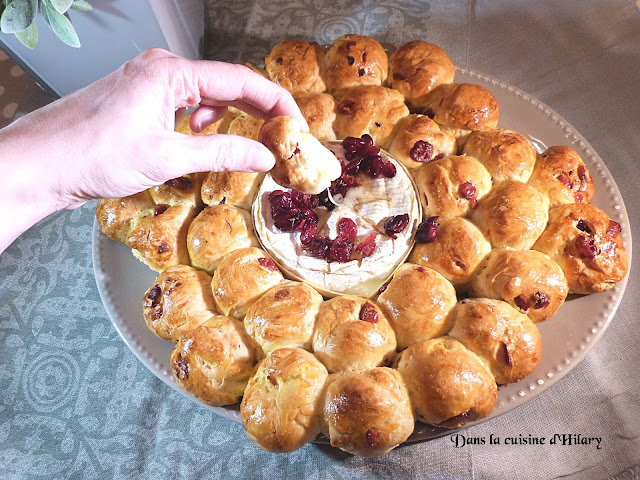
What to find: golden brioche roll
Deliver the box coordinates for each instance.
[211,247,284,319]
[387,114,457,169]
[377,264,457,348]
[174,109,237,136]
[293,91,337,141]
[533,204,628,294]
[323,34,388,91]
[422,83,499,148]
[149,172,207,208]
[409,217,491,288]
[187,205,258,274]
[333,85,409,149]
[528,146,595,208]
[413,155,492,218]
[470,248,568,323]
[471,180,549,250]
[313,295,396,373]
[245,280,323,356]
[448,298,543,385]
[96,191,155,243]
[258,116,342,195]
[142,265,217,342]
[323,368,414,457]
[389,40,455,111]
[228,112,265,141]
[125,204,195,272]
[201,171,265,210]
[241,348,328,453]
[171,315,257,406]
[462,128,537,183]
[396,337,497,428]
[265,40,326,93]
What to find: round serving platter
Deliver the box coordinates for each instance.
[92,66,631,443]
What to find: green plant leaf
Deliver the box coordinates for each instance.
[14,19,37,48]
[69,0,91,11]
[40,0,79,47]
[49,0,71,14]
[1,0,37,34]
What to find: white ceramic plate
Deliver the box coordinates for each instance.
[92,66,632,442]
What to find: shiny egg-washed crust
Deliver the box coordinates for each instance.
[387,114,457,169]
[470,248,569,323]
[96,191,155,243]
[472,180,549,250]
[323,368,415,457]
[201,171,265,210]
[174,109,238,136]
[528,146,595,208]
[462,128,537,183]
[377,264,457,349]
[142,265,218,342]
[388,40,455,111]
[333,85,409,150]
[323,34,389,91]
[265,40,326,93]
[149,172,207,208]
[241,348,328,453]
[244,280,323,356]
[533,204,628,294]
[211,247,284,319]
[409,217,492,289]
[396,336,497,428]
[126,204,195,272]
[293,91,337,141]
[187,205,258,274]
[413,154,492,218]
[313,295,397,373]
[228,112,265,141]
[448,298,543,385]
[258,116,342,195]
[170,315,257,406]
[243,62,270,79]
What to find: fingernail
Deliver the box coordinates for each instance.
[249,152,275,172]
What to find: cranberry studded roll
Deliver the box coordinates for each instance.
[170,315,257,406]
[528,146,595,208]
[143,265,218,342]
[125,204,195,271]
[333,86,409,150]
[448,298,543,385]
[471,180,549,250]
[265,40,326,93]
[187,204,258,274]
[409,217,491,289]
[211,247,284,319]
[396,337,497,428]
[201,171,265,210]
[389,40,455,111]
[323,34,388,91]
[462,128,537,183]
[376,264,457,348]
[470,248,569,323]
[387,114,457,170]
[96,190,155,243]
[533,204,628,294]
[412,155,492,218]
[241,348,328,453]
[149,173,206,208]
[259,116,342,195]
[312,295,396,373]
[244,281,323,356]
[323,368,415,457]
[293,91,337,141]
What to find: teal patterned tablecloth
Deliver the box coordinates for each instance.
[2,1,640,478]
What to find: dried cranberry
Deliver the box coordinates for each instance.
[341,136,364,153]
[359,302,379,323]
[274,211,306,232]
[157,242,170,254]
[258,257,278,272]
[338,99,356,115]
[576,220,592,234]
[355,232,377,257]
[366,428,380,446]
[347,55,355,65]
[375,122,382,127]
[329,237,353,263]
[366,155,385,177]
[381,161,397,178]
[358,68,365,77]
[577,165,587,182]
[557,174,574,189]
[173,354,189,380]
[346,158,363,175]
[308,237,331,259]
[274,289,290,300]
[337,218,358,242]
[499,342,513,369]
[576,235,598,258]
[154,204,168,216]
[378,280,390,294]
[360,144,381,158]
[532,292,550,309]
[153,305,163,320]
[291,190,319,210]
[410,140,434,163]
[165,176,192,190]
[415,216,439,243]
[267,375,278,386]
[219,197,226,205]
[315,189,335,211]
[458,181,477,200]
[146,284,162,308]
[361,134,374,147]
[384,214,410,239]
[300,220,318,246]
[416,266,425,272]
[514,294,530,312]
[607,220,622,237]
[433,153,445,161]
